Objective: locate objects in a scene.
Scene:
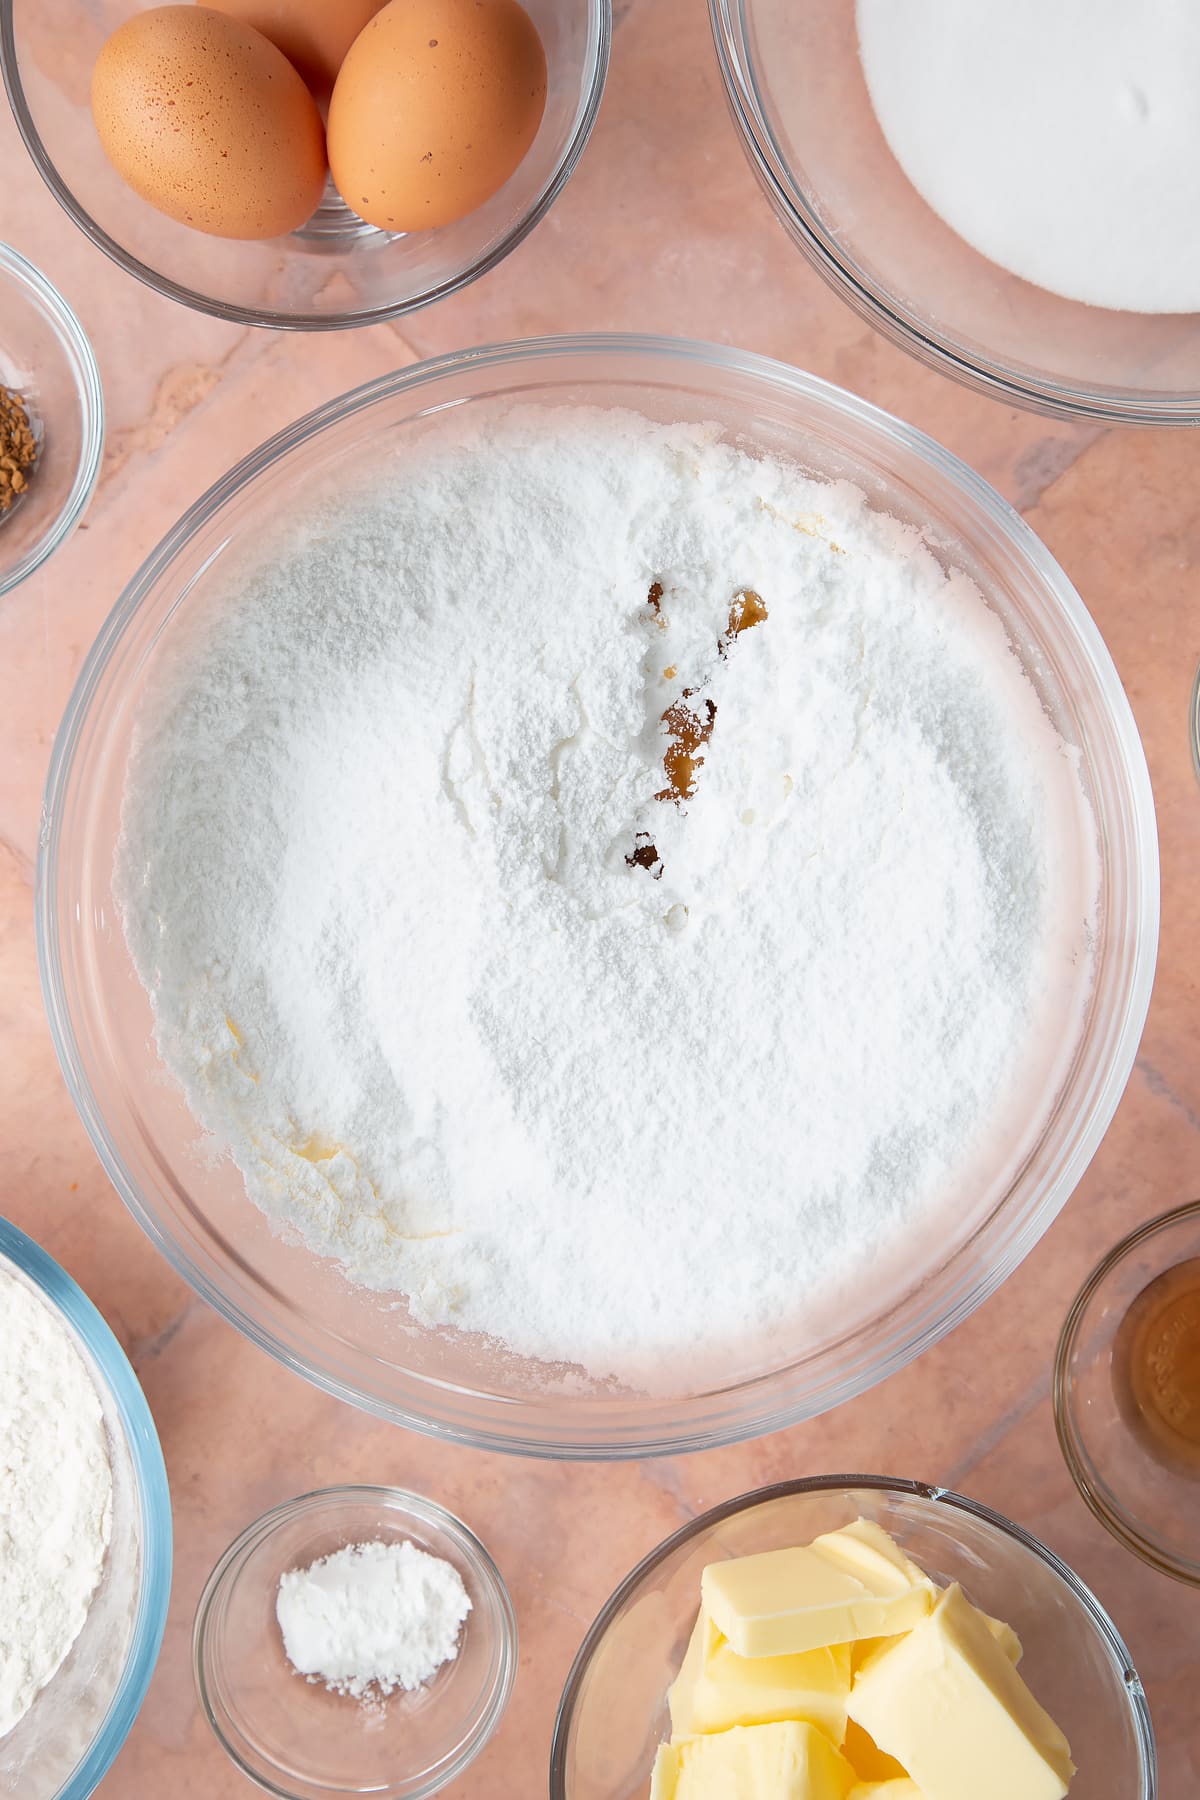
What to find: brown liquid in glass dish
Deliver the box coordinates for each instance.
[1113,1256,1200,1476]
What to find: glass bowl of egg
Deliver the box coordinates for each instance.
[551,1477,1157,1800]
[0,1215,172,1800]
[0,0,609,329]
[710,0,1200,424]
[37,333,1158,1459]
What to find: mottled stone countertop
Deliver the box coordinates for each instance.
[1,1,1198,1794]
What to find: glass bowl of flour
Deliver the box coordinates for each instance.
[0,1217,171,1797]
[550,1477,1157,1799]
[37,334,1158,1458]
[710,0,1200,424]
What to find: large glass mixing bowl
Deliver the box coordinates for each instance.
[37,335,1158,1458]
[0,0,609,329]
[709,0,1200,425]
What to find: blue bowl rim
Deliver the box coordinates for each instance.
[549,1473,1158,1799]
[0,1214,172,1799]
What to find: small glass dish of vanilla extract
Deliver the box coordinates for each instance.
[1056,1199,1200,1585]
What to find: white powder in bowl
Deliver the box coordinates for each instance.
[0,1268,113,1739]
[857,0,1200,313]
[115,406,1098,1389]
[276,1541,471,1698]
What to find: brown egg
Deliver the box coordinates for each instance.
[206,0,387,95]
[328,0,547,233]
[92,6,327,240]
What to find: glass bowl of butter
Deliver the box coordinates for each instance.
[550,1476,1156,1800]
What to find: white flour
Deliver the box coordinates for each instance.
[276,1540,471,1698]
[116,406,1097,1388]
[857,0,1200,313]
[0,1268,113,1739]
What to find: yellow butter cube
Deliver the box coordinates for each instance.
[651,1742,682,1800]
[652,1721,857,1799]
[701,1527,935,1659]
[669,1609,851,1741]
[810,1521,931,1591]
[668,1609,713,1736]
[815,1524,1021,1669]
[847,1584,1075,1800]
[978,1609,1023,1667]
[850,1604,1022,1678]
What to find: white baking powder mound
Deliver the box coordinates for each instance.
[276,1540,471,1699]
[0,1267,113,1738]
[857,0,1200,313]
[115,406,1099,1391]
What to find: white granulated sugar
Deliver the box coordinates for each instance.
[276,1540,471,1698]
[857,0,1200,313]
[0,1267,113,1738]
[116,406,1097,1389]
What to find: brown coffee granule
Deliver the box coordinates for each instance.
[0,386,37,515]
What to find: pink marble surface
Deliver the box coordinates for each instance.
[1,1,1199,1794]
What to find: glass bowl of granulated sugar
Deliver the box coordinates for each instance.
[37,334,1159,1459]
[711,0,1200,423]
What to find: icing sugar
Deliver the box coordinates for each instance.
[116,407,1097,1388]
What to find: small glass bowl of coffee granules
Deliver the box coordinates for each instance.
[0,241,103,598]
[0,383,37,516]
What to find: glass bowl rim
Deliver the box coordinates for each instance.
[707,0,1200,428]
[1054,1197,1200,1586]
[192,1482,518,1800]
[0,1213,172,1800]
[35,330,1159,1458]
[0,238,104,596]
[0,0,612,332]
[549,1472,1159,1799]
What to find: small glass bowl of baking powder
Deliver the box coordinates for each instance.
[1055,1200,1200,1586]
[194,1485,516,1800]
[0,241,103,597]
[0,1216,171,1799]
[551,1476,1157,1800]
